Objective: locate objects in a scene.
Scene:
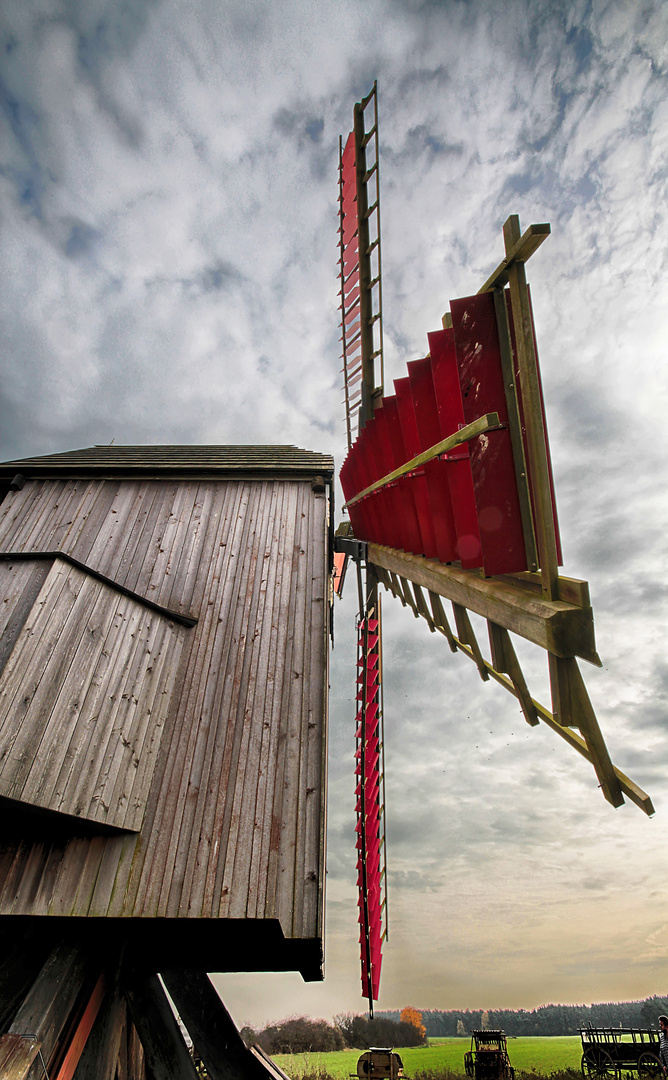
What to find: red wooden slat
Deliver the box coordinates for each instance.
[428,328,483,568]
[381,396,423,554]
[407,357,458,563]
[394,377,438,559]
[450,292,528,575]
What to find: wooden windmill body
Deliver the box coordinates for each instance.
[0,445,333,1079]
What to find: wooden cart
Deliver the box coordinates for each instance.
[464,1030,515,1080]
[580,1027,664,1079]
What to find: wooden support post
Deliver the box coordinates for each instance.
[492,286,538,572]
[488,622,539,726]
[52,973,106,1080]
[0,941,95,1080]
[0,925,52,1034]
[549,655,623,807]
[123,972,198,1080]
[503,214,559,601]
[452,604,489,681]
[161,971,267,1080]
[127,1018,146,1080]
[72,990,127,1080]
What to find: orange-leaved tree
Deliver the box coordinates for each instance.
[400,1007,426,1041]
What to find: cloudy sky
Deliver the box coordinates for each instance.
[2,0,668,1031]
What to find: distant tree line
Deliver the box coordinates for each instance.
[377,996,668,1037]
[240,1011,428,1054]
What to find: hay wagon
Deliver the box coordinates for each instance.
[464,1030,515,1080]
[580,1027,664,1079]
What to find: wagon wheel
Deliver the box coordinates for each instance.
[638,1053,663,1079]
[582,1049,621,1080]
[464,1052,474,1078]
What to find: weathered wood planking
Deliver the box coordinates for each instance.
[0,473,330,960]
[0,560,52,678]
[0,559,185,831]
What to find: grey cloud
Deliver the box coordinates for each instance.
[64,220,101,258]
[272,107,325,145]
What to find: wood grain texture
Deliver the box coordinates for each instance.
[0,476,329,956]
[0,560,185,831]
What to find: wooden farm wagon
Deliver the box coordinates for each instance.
[0,444,333,1080]
[580,1027,664,1080]
[464,1030,515,1080]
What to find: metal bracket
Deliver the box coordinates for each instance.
[333,535,367,563]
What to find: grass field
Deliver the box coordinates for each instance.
[271,1036,584,1079]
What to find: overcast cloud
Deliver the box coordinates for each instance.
[1,0,667,1029]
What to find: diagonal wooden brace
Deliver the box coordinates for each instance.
[452,604,489,681]
[428,592,457,652]
[488,622,539,726]
[549,654,623,808]
[411,583,435,632]
[399,576,420,618]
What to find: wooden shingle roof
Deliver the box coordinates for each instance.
[0,445,334,478]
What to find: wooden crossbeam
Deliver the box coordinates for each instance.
[497,571,591,610]
[477,222,550,294]
[343,412,501,509]
[368,543,599,663]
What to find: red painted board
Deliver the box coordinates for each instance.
[340,453,365,541]
[344,284,361,311]
[450,292,528,576]
[369,406,403,551]
[356,424,384,543]
[395,377,438,559]
[504,288,563,565]
[342,246,360,278]
[349,434,374,541]
[407,357,458,563]
[343,214,358,245]
[380,395,423,554]
[428,328,483,568]
[342,131,356,162]
[361,410,401,551]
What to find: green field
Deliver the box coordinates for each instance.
[272,1036,584,1079]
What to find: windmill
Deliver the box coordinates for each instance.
[334,84,654,1014]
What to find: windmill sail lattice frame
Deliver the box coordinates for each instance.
[335,85,654,1008]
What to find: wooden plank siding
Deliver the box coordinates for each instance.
[0,461,331,970]
[0,559,185,831]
